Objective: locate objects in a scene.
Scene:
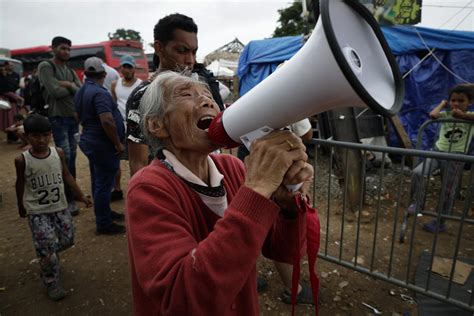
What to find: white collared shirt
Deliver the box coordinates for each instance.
[163,149,228,217]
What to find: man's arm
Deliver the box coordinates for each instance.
[37,62,71,99]
[93,91,125,155]
[57,148,92,207]
[71,69,82,92]
[59,68,82,95]
[110,80,118,102]
[128,141,149,176]
[290,118,313,142]
[452,110,474,121]
[300,129,313,142]
[14,155,27,217]
[126,83,150,176]
[99,112,124,155]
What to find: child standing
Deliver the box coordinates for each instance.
[14,114,91,301]
[407,85,474,233]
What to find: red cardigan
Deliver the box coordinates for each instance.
[126,154,306,315]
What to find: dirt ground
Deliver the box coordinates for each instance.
[0,135,471,315]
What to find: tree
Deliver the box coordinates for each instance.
[108,28,143,43]
[273,0,316,38]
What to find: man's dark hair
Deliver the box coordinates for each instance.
[153,13,197,44]
[52,36,72,48]
[449,85,474,102]
[23,114,52,134]
[84,71,106,80]
[153,14,197,67]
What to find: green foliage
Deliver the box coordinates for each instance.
[273,0,316,38]
[108,28,143,43]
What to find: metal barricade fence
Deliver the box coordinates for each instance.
[415,118,474,162]
[307,138,474,312]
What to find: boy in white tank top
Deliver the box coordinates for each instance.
[14,114,92,301]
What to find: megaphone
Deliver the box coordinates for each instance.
[209,0,404,148]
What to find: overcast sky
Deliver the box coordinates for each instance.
[0,0,472,61]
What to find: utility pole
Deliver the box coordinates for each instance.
[301,0,310,35]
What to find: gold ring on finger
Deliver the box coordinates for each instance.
[285,139,294,150]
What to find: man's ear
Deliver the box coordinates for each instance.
[147,117,169,138]
[154,40,163,55]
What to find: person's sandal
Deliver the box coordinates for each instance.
[110,190,123,201]
[423,219,446,233]
[47,284,67,301]
[281,285,314,305]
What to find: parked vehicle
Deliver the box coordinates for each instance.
[11,40,148,80]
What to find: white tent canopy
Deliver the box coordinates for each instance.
[217,59,238,69]
[206,60,235,77]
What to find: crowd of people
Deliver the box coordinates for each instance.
[4,13,319,312]
[2,11,473,316]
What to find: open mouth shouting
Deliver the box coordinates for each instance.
[197,115,214,132]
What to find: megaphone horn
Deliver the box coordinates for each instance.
[209,0,404,148]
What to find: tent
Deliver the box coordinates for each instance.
[206,60,235,78]
[237,36,304,96]
[237,26,474,149]
[382,26,474,149]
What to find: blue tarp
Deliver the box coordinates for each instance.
[382,25,474,55]
[237,25,474,149]
[237,36,304,96]
[384,26,474,149]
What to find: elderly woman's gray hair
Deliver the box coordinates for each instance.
[139,71,207,148]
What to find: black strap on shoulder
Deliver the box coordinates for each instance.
[46,60,56,76]
[194,63,224,111]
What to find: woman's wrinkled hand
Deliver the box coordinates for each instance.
[272,162,314,212]
[244,130,307,198]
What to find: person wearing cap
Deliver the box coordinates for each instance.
[38,36,82,216]
[109,55,142,201]
[112,55,142,126]
[74,57,126,235]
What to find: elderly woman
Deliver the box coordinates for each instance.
[126,71,314,315]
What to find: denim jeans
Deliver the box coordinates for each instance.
[49,116,79,177]
[49,116,79,202]
[80,143,119,230]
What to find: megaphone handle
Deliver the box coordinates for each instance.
[286,182,304,193]
[239,127,304,193]
[240,126,274,150]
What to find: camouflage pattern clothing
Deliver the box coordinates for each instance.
[28,208,74,286]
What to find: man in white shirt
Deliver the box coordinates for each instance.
[110,55,142,201]
[102,63,120,93]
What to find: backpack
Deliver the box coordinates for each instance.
[24,60,56,116]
